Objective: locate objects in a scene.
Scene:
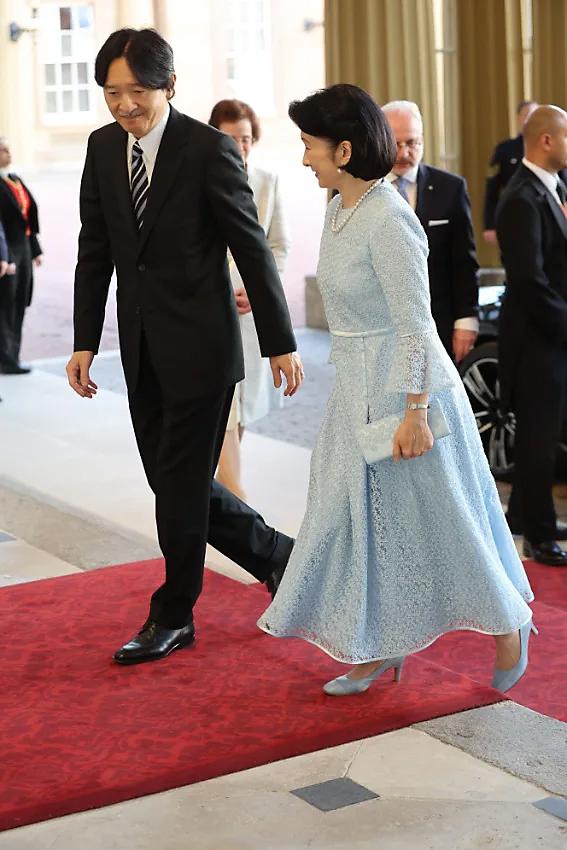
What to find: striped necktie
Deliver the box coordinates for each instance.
[131,141,148,229]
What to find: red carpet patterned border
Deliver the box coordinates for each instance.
[0,559,505,832]
[421,560,567,721]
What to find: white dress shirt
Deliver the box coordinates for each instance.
[387,166,478,334]
[522,157,563,206]
[386,165,418,210]
[126,105,170,183]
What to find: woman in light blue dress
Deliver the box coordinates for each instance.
[257,85,535,696]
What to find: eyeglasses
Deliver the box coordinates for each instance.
[395,139,423,151]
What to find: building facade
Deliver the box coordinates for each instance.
[0,0,325,169]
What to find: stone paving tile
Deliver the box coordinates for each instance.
[533,797,567,822]
[291,777,379,812]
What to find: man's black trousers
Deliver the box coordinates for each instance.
[128,333,293,628]
[507,346,567,543]
[0,240,32,368]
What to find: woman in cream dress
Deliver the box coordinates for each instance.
[209,100,290,500]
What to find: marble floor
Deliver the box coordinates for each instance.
[0,357,566,850]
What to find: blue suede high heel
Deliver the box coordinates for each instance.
[491,619,538,693]
[323,656,405,696]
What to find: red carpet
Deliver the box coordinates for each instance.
[0,560,504,832]
[421,560,567,722]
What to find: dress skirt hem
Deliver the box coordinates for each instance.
[256,608,534,666]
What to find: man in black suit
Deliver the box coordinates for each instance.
[383,101,479,362]
[497,105,567,566]
[483,101,539,245]
[0,137,43,374]
[66,29,303,663]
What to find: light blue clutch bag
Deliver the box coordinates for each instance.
[355,402,451,464]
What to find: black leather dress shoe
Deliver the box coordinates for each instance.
[113,619,195,665]
[523,539,567,566]
[0,363,31,375]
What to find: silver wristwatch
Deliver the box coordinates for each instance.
[406,402,429,410]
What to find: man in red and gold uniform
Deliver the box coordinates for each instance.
[0,138,43,374]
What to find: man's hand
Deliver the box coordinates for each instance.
[33,254,44,268]
[0,261,7,278]
[483,229,498,245]
[452,329,477,363]
[234,286,252,315]
[6,263,16,275]
[66,350,98,398]
[269,352,304,397]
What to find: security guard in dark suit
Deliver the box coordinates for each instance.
[483,101,538,244]
[497,106,567,566]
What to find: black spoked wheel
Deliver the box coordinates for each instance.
[458,341,516,480]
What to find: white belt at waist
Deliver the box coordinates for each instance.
[331,328,393,338]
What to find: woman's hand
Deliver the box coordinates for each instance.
[392,410,434,462]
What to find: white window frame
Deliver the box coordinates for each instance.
[432,0,459,173]
[38,3,97,126]
[224,0,275,114]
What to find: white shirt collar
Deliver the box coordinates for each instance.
[127,104,170,177]
[522,157,560,201]
[386,164,419,185]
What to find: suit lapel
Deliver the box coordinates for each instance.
[107,126,138,242]
[521,165,567,242]
[137,107,186,255]
[545,192,567,241]
[415,164,433,224]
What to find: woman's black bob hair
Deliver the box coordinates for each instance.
[289,84,396,180]
[94,28,175,95]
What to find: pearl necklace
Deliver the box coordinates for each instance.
[330,179,380,233]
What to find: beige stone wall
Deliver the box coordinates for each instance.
[0,0,324,169]
[0,0,325,324]
[0,0,38,166]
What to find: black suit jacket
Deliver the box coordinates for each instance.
[496,163,567,408]
[484,134,567,229]
[74,107,296,401]
[0,176,42,260]
[414,164,479,351]
[484,135,524,230]
[0,175,42,305]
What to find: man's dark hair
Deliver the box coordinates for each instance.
[517,99,536,115]
[94,28,175,94]
[288,84,396,180]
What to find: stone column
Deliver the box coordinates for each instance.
[154,0,215,121]
[0,0,37,167]
[116,0,154,28]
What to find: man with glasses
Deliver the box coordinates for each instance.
[383,101,479,362]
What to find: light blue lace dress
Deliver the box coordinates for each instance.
[257,179,533,663]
